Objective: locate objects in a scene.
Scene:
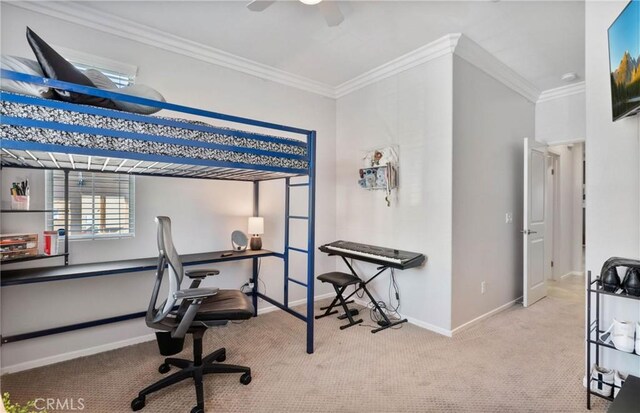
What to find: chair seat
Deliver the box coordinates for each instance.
[317,271,360,287]
[193,290,254,321]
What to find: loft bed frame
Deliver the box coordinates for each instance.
[0,69,317,354]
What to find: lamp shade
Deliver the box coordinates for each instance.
[248,217,264,235]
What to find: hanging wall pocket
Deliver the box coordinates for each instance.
[358,145,398,206]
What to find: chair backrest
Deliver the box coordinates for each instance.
[146,216,184,330]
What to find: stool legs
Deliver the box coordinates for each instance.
[316,284,362,329]
[315,289,341,319]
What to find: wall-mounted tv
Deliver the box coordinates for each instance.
[608,0,640,121]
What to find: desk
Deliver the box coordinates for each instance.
[1,249,278,344]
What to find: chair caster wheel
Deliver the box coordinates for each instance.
[240,372,252,385]
[216,354,226,362]
[158,363,170,374]
[191,406,204,413]
[131,396,145,411]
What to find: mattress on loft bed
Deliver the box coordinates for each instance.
[0,95,308,170]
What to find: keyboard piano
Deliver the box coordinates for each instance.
[319,240,425,270]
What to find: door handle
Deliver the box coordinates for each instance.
[520,229,538,235]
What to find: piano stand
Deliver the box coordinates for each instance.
[316,261,409,333]
[339,257,408,334]
[371,319,408,333]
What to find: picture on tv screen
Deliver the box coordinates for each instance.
[608,0,640,121]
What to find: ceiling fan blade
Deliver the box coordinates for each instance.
[318,1,344,27]
[247,0,276,12]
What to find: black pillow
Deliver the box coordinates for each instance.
[26,27,116,108]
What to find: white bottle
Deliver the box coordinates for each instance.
[56,229,66,256]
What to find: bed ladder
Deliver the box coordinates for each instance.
[284,175,315,354]
[249,132,316,355]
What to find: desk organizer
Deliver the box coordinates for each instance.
[10,195,30,210]
[0,233,38,261]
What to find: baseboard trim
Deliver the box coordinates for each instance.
[352,298,453,337]
[0,333,157,375]
[404,315,453,337]
[560,271,584,279]
[450,296,522,335]
[1,292,335,375]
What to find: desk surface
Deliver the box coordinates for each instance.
[608,374,640,413]
[1,249,276,287]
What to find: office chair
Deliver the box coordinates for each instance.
[131,216,254,413]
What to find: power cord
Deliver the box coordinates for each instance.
[359,268,403,330]
[236,258,265,324]
[239,258,266,295]
[388,268,400,313]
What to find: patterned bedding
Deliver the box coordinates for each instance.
[0,94,308,171]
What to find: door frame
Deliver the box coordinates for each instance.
[546,151,560,281]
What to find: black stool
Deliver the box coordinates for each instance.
[315,271,363,329]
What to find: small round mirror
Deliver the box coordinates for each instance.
[231,230,248,251]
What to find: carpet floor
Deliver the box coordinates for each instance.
[1,275,608,412]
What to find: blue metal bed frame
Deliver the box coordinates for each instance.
[0,69,317,354]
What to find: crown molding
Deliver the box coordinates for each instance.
[10,1,336,98]
[10,2,543,103]
[453,35,540,103]
[334,33,460,98]
[335,33,541,102]
[537,81,585,103]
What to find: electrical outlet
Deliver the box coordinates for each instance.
[505,213,513,224]
[481,281,487,294]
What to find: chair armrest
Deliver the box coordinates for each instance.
[171,287,219,338]
[185,268,220,279]
[173,287,219,300]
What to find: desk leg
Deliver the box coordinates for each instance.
[252,257,258,317]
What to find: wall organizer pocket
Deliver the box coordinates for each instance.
[358,146,398,207]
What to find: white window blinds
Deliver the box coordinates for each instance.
[46,171,135,240]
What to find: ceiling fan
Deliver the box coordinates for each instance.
[247,0,345,27]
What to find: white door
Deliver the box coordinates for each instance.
[523,138,547,307]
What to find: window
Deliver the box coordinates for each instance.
[46,171,135,240]
[41,49,137,240]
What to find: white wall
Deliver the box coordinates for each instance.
[450,56,535,329]
[585,0,640,375]
[571,142,584,273]
[536,90,586,144]
[0,4,336,372]
[336,54,454,333]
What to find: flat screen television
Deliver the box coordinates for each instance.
[608,0,640,121]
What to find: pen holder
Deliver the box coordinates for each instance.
[10,195,30,211]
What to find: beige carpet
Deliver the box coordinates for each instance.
[2,275,608,412]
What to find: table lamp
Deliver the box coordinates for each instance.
[248,217,264,250]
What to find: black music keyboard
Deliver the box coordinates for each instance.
[319,240,426,269]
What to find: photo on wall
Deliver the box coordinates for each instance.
[608,0,640,121]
